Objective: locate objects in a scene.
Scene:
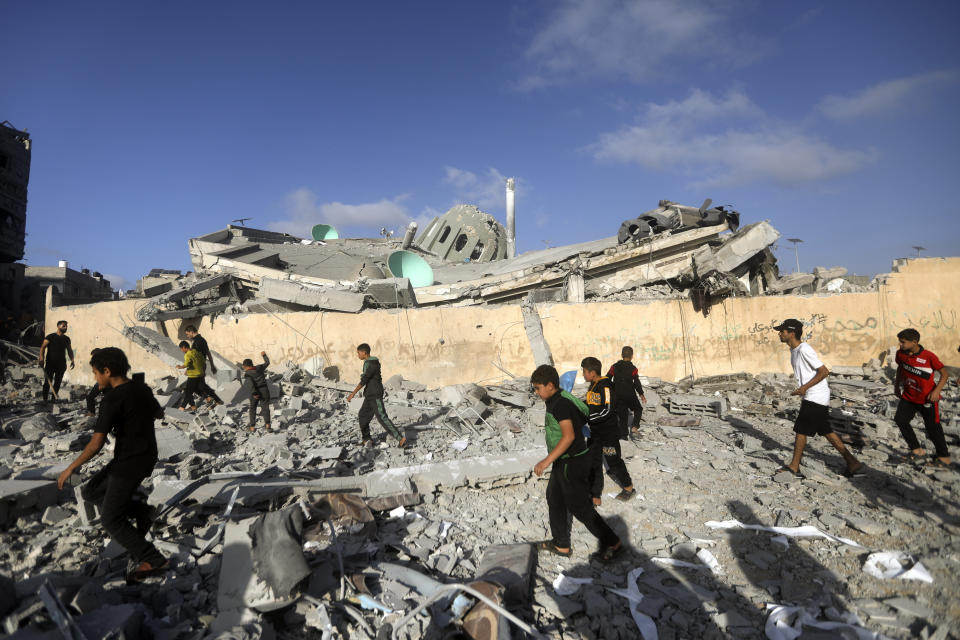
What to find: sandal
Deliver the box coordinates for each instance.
[902,452,925,464]
[590,543,624,564]
[536,541,572,557]
[775,467,804,478]
[925,458,951,469]
[842,465,866,478]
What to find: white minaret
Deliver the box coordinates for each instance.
[505,177,516,258]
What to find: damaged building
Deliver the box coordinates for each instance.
[132,197,840,323]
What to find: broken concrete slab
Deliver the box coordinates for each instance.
[363,277,416,307]
[156,428,194,460]
[0,480,58,526]
[259,277,364,313]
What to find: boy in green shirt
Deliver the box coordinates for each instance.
[531,364,623,563]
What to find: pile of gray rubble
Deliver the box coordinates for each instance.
[1,352,958,639]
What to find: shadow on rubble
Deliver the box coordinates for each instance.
[538,515,766,640]
[724,500,847,607]
[726,416,960,514]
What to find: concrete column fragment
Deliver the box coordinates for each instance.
[521,296,554,367]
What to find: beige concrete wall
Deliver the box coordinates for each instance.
[49,257,959,389]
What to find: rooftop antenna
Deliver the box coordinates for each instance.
[786,238,803,273]
[232,218,251,226]
[912,245,925,258]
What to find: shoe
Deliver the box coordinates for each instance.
[126,558,168,584]
[536,540,572,557]
[592,497,602,506]
[360,439,373,448]
[925,458,952,469]
[397,436,408,448]
[590,543,624,564]
[615,488,636,502]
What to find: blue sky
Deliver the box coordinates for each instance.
[3,1,959,291]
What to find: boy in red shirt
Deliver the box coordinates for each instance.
[894,328,951,466]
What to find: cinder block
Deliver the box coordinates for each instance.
[667,393,726,418]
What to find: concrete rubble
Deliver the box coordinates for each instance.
[122,198,882,321]
[1,348,958,640]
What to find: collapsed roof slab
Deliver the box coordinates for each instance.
[259,277,365,313]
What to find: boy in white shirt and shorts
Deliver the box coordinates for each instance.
[774,319,864,478]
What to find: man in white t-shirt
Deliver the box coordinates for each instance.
[775,319,863,478]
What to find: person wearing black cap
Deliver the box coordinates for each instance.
[774,319,863,478]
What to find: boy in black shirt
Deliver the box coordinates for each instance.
[38,320,75,402]
[607,346,647,438]
[57,347,167,583]
[581,357,636,503]
[242,352,271,432]
[531,364,623,563]
[346,343,405,447]
[184,325,217,374]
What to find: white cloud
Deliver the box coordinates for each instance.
[267,188,417,238]
[816,69,959,120]
[592,89,876,187]
[102,273,132,292]
[520,0,762,89]
[442,166,514,211]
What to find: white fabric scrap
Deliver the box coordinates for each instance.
[765,604,891,640]
[451,439,469,452]
[388,506,406,519]
[552,572,593,596]
[609,567,659,640]
[863,551,933,584]
[705,519,864,548]
[652,558,707,570]
[696,548,724,575]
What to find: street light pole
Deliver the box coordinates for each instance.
[787,238,803,273]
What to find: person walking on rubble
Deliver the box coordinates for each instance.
[582,357,636,503]
[346,343,406,448]
[531,364,624,563]
[176,341,223,410]
[893,328,951,467]
[57,347,168,583]
[184,325,217,375]
[607,346,647,438]
[38,320,75,402]
[774,319,863,478]
[242,351,272,432]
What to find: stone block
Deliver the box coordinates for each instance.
[0,480,58,526]
[41,505,73,525]
[156,428,194,460]
[163,407,195,424]
[475,544,535,605]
